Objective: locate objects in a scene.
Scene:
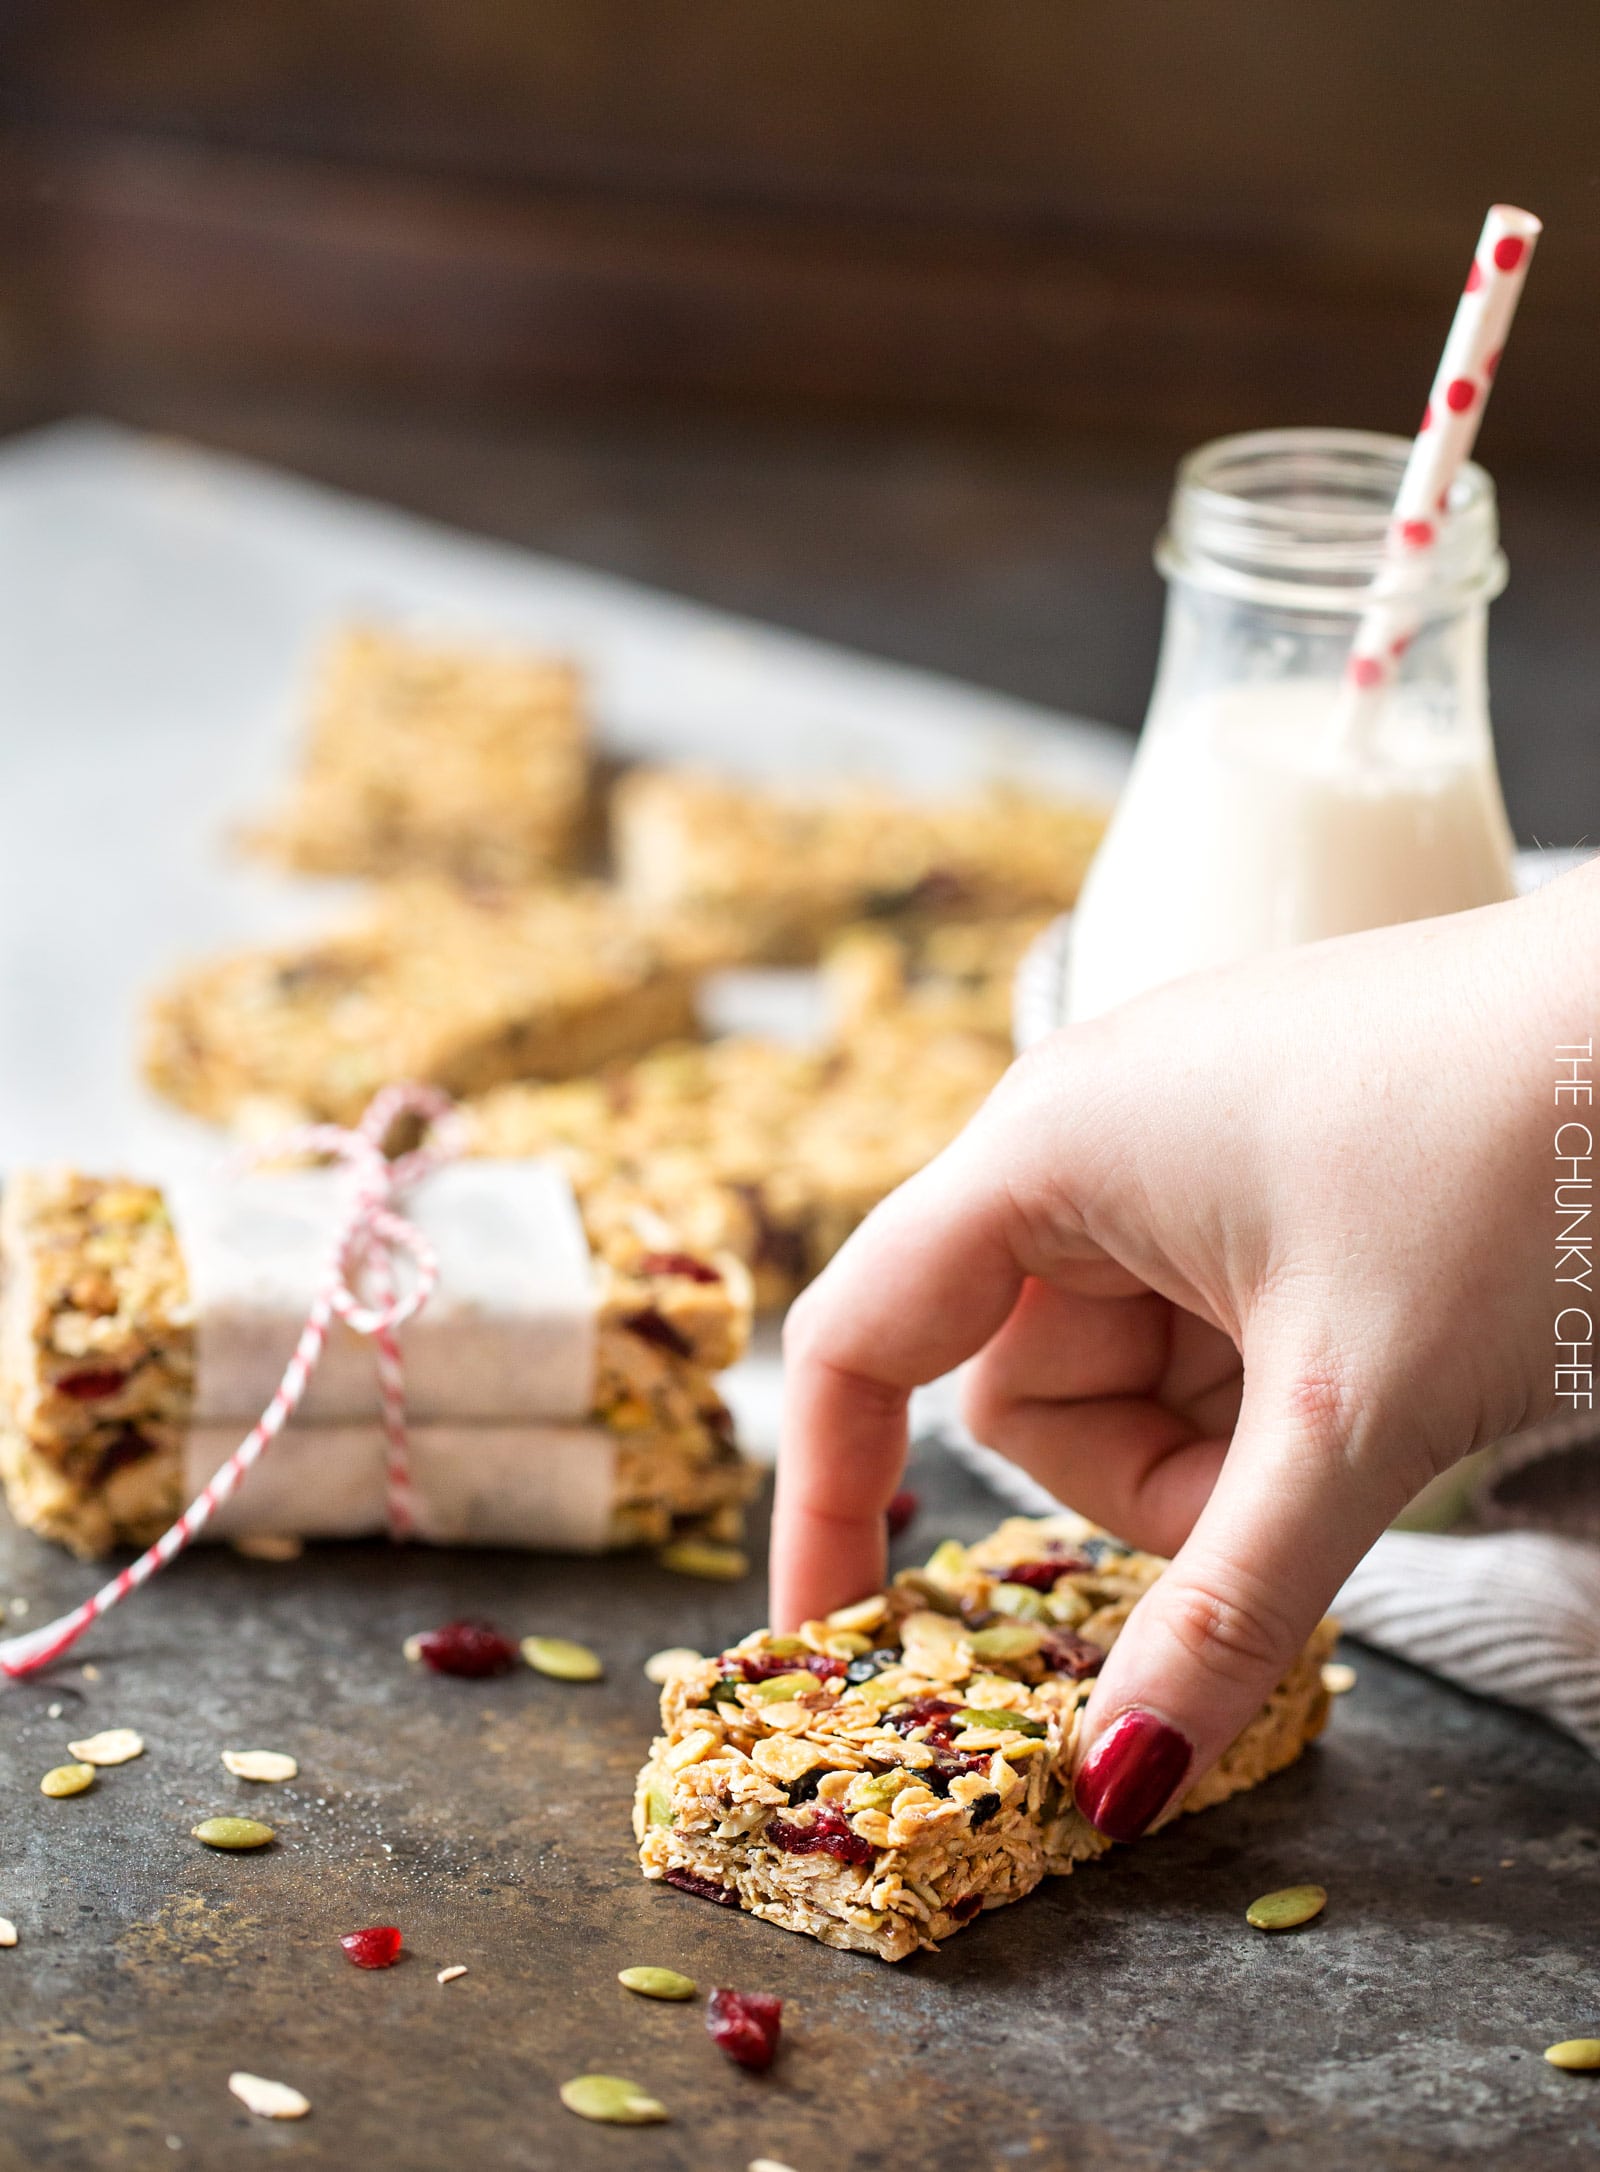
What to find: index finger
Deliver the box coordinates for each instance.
[771,1062,1111,1626]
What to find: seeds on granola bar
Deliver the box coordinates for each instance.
[1544,2039,1600,2071]
[66,1728,144,1766]
[559,2075,669,2125]
[41,1763,95,1798]
[192,1816,275,1850]
[619,1965,697,2000]
[228,2072,310,2120]
[660,1539,749,1581]
[644,1647,703,1684]
[1246,1884,1327,1931]
[222,1750,298,1782]
[522,1635,604,1682]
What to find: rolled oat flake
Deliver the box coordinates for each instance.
[229,2072,310,2120]
[521,1635,604,1682]
[618,1965,697,2000]
[1246,1884,1327,1931]
[40,1763,95,1799]
[67,1728,145,1766]
[0,1917,17,1948]
[559,2074,668,2125]
[1544,2039,1600,2072]
[193,1816,275,1850]
[221,1750,298,1783]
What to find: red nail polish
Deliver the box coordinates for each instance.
[1074,1710,1193,1842]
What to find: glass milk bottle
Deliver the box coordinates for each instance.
[1067,429,1517,1024]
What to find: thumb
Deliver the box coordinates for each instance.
[1070,1353,1403,1843]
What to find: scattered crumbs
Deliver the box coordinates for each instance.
[67,1728,145,1767]
[1469,1875,1483,1885]
[382,1843,393,1855]
[46,1704,62,1720]
[1320,1662,1357,1696]
[0,1917,18,1948]
[166,2137,184,2152]
[228,2072,310,2121]
[437,1965,468,1985]
[1500,1858,1516,1869]
[81,1664,99,1682]
[1427,1786,1447,1800]
[9,1597,29,1618]
[221,1750,298,1784]
[750,2159,801,2172]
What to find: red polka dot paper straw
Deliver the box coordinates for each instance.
[0,1082,460,1682]
[1336,204,1540,737]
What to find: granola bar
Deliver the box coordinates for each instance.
[142,880,704,1128]
[635,1512,1336,1962]
[248,624,590,883]
[822,913,1049,1046]
[466,1015,1011,1309]
[0,1169,753,1559]
[613,768,1108,962]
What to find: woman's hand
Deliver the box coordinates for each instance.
[773,863,1596,1839]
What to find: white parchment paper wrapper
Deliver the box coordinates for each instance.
[186,1421,619,1549]
[171,1160,596,1425]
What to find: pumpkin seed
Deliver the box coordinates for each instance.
[990,1583,1051,1623]
[1321,1662,1358,1696]
[968,1622,1045,1662]
[0,1917,17,1947]
[559,2074,668,2125]
[221,1750,298,1783]
[645,1781,675,1828]
[40,1763,94,1799]
[522,1635,604,1682]
[747,1671,821,1704]
[1544,2039,1600,2072]
[192,1816,275,1851]
[644,1647,703,1684]
[228,2072,310,2120]
[659,1540,748,1581]
[923,1539,968,1585]
[618,1965,697,2001]
[1246,1883,1327,1931]
[763,1634,811,1657]
[67,1727,144,1766]
[959,1707,1047,1737]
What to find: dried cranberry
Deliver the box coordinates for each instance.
[414,1620,518,1678]
[885,1697,962,1744]
[949,1895,984,1923]
[925,1750,993,1796]
[706,1986,782,2073]
[1039,1630,1105,1680]
[735,1651,845,1686]
[885,1488,920,1539]
[663,1867,740,1907]
[638,1251,721,1286]
[340,1926,403,1969]
[623,1306,693,1359]
[1000,1558,1088,1591]
[766,1804,875,1867]
[92,1425,155,1484]
[56,1368,128,1402]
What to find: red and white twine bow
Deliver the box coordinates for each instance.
[0,1082,462,1682]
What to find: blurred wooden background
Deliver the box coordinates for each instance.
[0,1,1594,839]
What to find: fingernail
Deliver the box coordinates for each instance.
[1073,1709,1193,1843]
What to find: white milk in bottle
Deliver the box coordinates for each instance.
[1067,430,1516,1023]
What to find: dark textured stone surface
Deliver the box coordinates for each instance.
[2,1443,1597,2171]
